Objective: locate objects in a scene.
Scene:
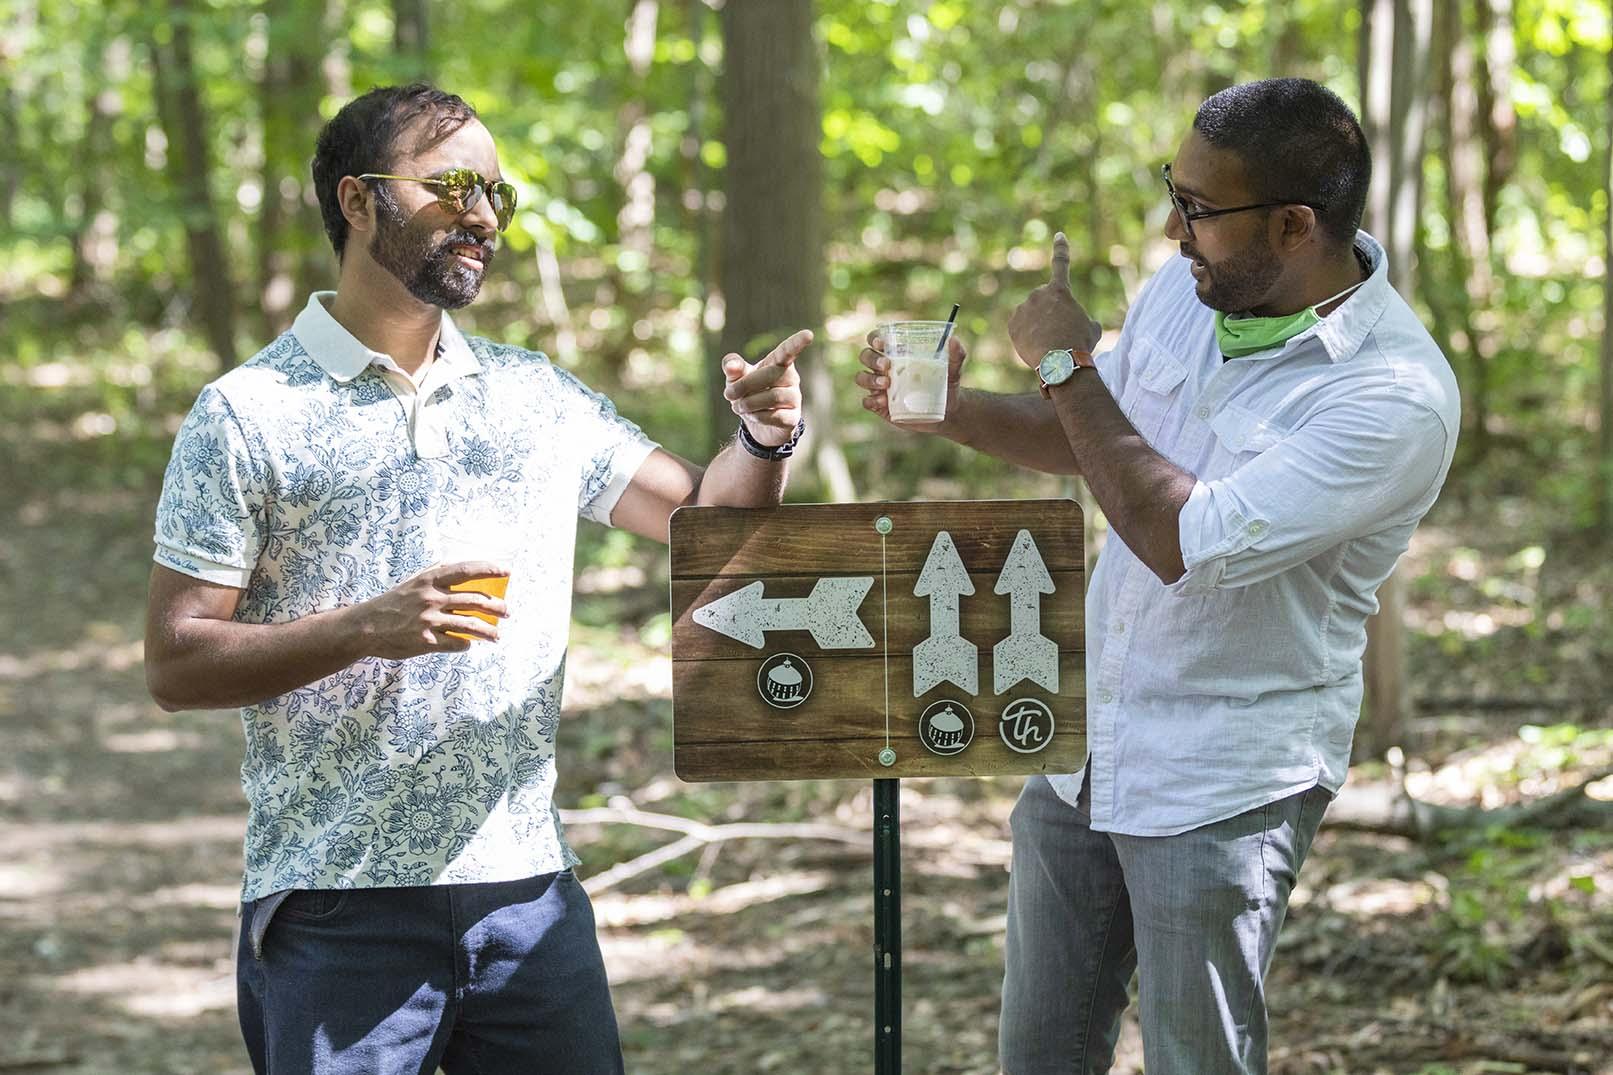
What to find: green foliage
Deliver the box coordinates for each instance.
[1,0,1609,517]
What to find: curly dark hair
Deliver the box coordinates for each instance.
[311,83,479,259]
[1193,79,1371,249]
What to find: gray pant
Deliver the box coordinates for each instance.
[1000,775,1331,1074]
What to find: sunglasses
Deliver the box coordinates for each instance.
[357,167,517,231]
[1160,163,1324,242]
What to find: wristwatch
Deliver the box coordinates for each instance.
[1038,348,1095,398]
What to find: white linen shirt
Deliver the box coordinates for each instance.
[153,293,658,899]
[1049,232,1459,835]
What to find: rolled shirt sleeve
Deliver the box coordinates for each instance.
[152,386,266,588]
[551,367,659,525]
[1170,391,1451,596]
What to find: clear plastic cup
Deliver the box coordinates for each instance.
[881,321,951,423]
[436,529,517,642]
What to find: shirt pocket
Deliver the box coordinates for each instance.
[1119,337,1189,445]
[1208,404,1289,465]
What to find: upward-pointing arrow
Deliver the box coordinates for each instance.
[993,529,1058,694]
[692,576,875,650]
[912,531,978,696]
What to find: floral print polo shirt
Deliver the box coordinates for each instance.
[153,292,658,900]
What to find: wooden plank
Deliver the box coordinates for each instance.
[669,499,1085,578]
[672,655,1086,742]
[670,573,1084,661]
[674,734,1087,783]
[669,499,1085,782]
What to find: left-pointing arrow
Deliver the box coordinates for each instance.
[692,577,876,650]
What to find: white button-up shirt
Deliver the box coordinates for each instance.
[153,293,658,899]
[1049,233,1460,835]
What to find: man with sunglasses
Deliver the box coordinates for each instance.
[146,83,810,1074]
[858,79,1458,1073]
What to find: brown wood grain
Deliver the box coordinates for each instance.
[670,573,1084,661]
[669,499,1085,578]
[670,499,1086,782]
[674,734,1087,782]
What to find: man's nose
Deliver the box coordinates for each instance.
[1163,204,1187,242]
[462,191,499,235]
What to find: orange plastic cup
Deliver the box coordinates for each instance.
[446,573,510,642]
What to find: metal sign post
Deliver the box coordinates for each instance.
[669,500,1085,1070]
[873,777,901,1072]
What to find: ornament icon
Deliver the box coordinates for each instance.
[757,653,812,709]
[919,700,975,756]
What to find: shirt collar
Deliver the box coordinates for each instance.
[291,291,481,383]
[1310,230,1389,363]
[1246,230,1390,366]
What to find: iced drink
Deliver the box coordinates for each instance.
[881,321,951,423]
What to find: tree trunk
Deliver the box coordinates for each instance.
[151,0,240,371]
[1432,0,1497,460]
[719,0,850,499]
[686,0,724,455]
[394,0,429,76]
[1356,0,1432,764]
[616,0,659,259]
[1599,35,1613,530]
[69,37,120,302]
[258,0,325,337]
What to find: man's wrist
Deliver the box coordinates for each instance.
[737,418,804,460]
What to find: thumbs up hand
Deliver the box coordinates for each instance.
[722,329,811,446]
[1007,232,1102,368]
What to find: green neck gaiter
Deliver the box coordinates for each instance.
[1214,278,1366,359]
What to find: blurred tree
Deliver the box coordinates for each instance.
[258,0,329,336]
[395,0,429,76]
[1357,0,1433,764]
[1601,32,1613,529]
[718,0,851,498]
[150,0,240,370]
[617,0,659,261]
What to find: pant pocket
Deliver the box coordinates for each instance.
[249,890,294,961]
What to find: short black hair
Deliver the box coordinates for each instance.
[311,83,479,259]
[1193,78,1370,249]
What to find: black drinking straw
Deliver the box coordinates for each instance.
[934,303,960,356]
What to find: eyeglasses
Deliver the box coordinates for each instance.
[357,167,517,231]
[1160,163,1323,241]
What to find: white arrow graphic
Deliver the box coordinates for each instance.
[912,531,978,696]
[692,577,875,650]
[993,529,1059,694]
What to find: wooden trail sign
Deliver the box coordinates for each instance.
[670,499,1086,781]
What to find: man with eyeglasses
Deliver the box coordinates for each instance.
[146,82,809,1074]
[858,78,1458,1073]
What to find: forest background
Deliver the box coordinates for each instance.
[2,0,1611,1072]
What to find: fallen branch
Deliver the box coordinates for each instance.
[1416,695,1596,713]
[1326,767,1613,840]
[560,804,867,895]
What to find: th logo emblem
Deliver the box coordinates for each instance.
[999,698,1055,754]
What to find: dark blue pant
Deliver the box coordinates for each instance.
[236,870,624,1074]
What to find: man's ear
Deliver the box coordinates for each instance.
[1276,204,1319,253]
[337,176,373,240]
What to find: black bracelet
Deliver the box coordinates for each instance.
[737,418,805,460]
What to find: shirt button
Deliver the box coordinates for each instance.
[1113,622,1126,635]
[1195,406,1210,419]
[1249,521,1268,536]
[1098,690,1114,704]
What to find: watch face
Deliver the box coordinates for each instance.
[1039,349,1076,385]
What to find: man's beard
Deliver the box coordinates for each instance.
[369,188,494,310]
[1186,229,1282,314]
